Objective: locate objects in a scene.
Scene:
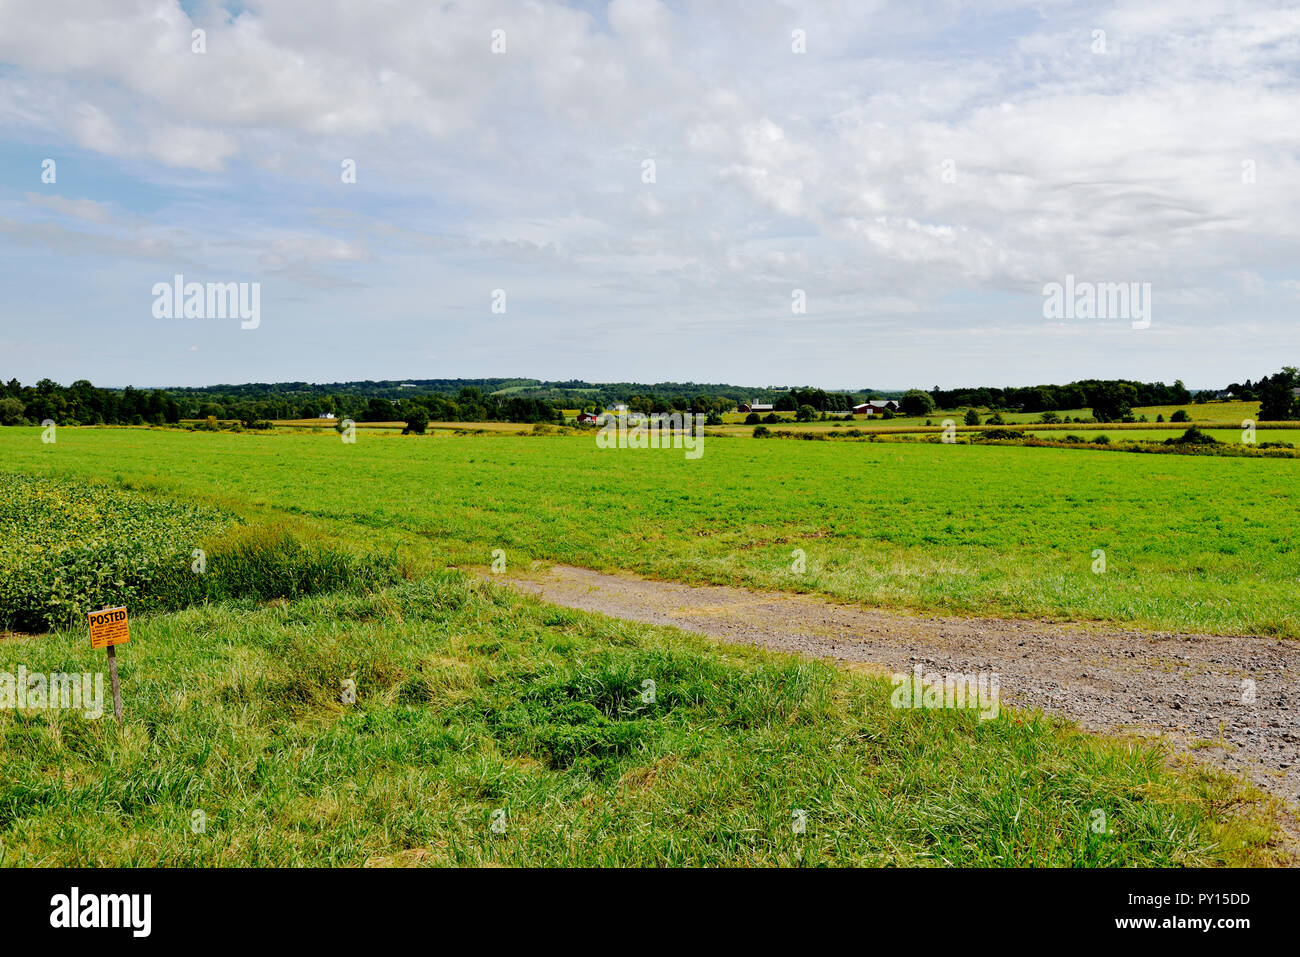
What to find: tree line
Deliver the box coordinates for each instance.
[2,370,1296,428]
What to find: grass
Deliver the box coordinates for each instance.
[1,426,1296,636]
[0,572,1283,866]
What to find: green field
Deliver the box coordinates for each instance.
[3,570,1280,866]
[1,425,1294,866]
[2,426,1295,636]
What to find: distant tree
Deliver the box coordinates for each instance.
[744,412,761,425]
[1170,409,1190,422]
[963,408,981,426]
[1039,411,1060,424]
[1258,368,1299,420]
[1089,382,1135,423]
[403,412,429,435]
[0,397,25,425]
[796,404,816,422]
[364,398,398,422]
[900,389,936,416]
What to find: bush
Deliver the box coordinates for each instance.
[1170,409,1190,422]
[752,426,770,438]
[0,474,400,633]
[978,428,1025,441]
[744,413,761,425]
[1092,435,1110,444]
[1164,427,1218,446]
[964,408,981,426]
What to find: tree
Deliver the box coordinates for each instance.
[900,389,936,416]
[403,412,429,435]
[744,412,761,425]
[795,404,816,422]
[1089,382,1135,423]
[964,408,980,426]
[1258,368,1299,421]
[0,397,26,425]
[363,397,398,422]
[1170,409,1190,422]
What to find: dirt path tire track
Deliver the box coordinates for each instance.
[497,564,1300,809]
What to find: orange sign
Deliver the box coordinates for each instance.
[88,607,130,649]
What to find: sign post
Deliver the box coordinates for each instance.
[87,606,129,727]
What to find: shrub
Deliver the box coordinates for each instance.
[1170,409,1190,422]
[1092,435,1110,444]
[0,475,400,633]
[978,428,1025,441]
[1164,427,1218,446]
[752,426,770,438]
[744,413,761,425]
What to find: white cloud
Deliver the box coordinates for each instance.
[1,0,1299,385]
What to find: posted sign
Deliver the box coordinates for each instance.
[88,607,130,649]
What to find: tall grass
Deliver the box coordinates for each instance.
[0,573,1285,866]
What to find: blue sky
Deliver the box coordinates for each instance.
[2,0,1299,390]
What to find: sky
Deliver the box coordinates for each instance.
[1,0,1299,390]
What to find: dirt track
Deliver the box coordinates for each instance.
[498,564,1300,808]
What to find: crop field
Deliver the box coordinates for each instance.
[2,426,1296,638]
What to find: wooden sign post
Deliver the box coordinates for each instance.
[88,606,129,727]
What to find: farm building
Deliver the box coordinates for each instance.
[738,402,775,413]
[576,412,598,424]
[851,400,899,415]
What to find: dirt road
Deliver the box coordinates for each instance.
[498,564,1300,807]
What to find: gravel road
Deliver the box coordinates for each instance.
[498,564,1300,808]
